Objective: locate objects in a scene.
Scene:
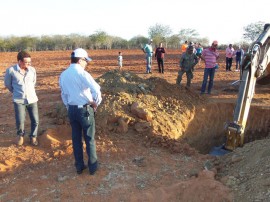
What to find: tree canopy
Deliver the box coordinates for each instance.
[0,22,261,52]
[243,21,266,42]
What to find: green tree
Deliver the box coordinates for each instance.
[167,34,181,49]
[148,23,172,47]
[243,21,265,42]
[129,35,148,49]
[178,28,199,43]
[111,36,128,49]
[89,30,109,49]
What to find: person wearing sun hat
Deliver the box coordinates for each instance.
[200,40,220,94]
[59,48,102,175]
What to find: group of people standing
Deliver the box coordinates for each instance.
[142,39,244,95]
[3,40,245,176]
[141,39,166,74]
[225,44,245,72]
[4,48,101,175]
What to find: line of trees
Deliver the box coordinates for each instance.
[0,22,265,52]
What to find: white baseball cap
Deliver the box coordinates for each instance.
[71,48,92,61]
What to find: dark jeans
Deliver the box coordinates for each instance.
[157,58,164,73]
[68,105,98,173]
[226,57,233,71]
[201,68,216,94]
[13,102,39,137]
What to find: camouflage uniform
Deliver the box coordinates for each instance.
[176,52,198,87]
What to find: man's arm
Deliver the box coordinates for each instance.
[179,54,185,69]
[4,68,13,93]
[142,44,146,53]
[194,54,199,65]
[162,48,165,53]
[59,76,68,108]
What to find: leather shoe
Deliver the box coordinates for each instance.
[16,136,24,146]
[30,137,38,146]
[77,165,87,174]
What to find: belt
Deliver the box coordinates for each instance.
[69,104,92,109]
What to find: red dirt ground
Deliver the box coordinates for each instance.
[0,49,269,201]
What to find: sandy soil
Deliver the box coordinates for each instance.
[0,49,269,201]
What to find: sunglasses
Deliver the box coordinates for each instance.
[81,58,88,63]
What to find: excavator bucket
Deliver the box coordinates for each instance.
[209,144,231,156]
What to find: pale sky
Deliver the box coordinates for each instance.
[1,0,269,45]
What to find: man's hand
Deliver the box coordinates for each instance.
[90,101,98,112]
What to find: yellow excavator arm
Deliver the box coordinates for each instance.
[225,23,270,151]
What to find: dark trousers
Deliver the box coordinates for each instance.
[176,69,193,87]
[157,58,164,73]
[226,57,233,71]
[68,105,98,173]
[201,68,216,94]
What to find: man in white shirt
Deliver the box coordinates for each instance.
[225,44,234,71]
[59,48,102,175]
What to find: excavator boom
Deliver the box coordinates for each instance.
[225,23,270,150]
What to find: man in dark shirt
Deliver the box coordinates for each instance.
[155,42,166,73]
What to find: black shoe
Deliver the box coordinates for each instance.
[77,165,87,174]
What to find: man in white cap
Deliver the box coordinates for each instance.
[142,39,153,74]
[59,48,102,175]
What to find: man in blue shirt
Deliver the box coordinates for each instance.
[59,48,102,175]
[234,46,245,71]
[4,51,39,146]
[142,39,153,74]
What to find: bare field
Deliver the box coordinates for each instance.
[0,49,269,201]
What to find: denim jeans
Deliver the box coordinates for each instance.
[68,105,98,172]
[201,68,216,94]
[235,58,241,70]
[146,55,152,73]
[13,102,39,137]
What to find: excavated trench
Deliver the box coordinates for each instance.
[182,103,270,154]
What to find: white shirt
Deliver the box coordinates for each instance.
[59,63,102,107]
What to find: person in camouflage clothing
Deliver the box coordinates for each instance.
[176,45,198,88]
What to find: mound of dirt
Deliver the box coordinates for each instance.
[215,137,270,201]
[95,70,205,154]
